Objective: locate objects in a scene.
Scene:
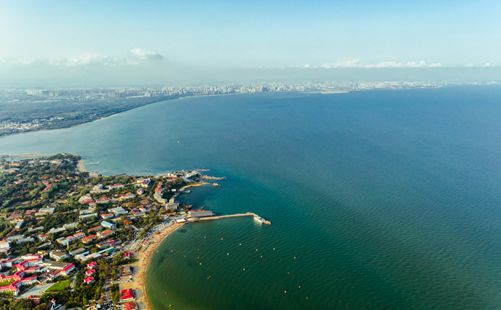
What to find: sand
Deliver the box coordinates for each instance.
[124,221,185,309]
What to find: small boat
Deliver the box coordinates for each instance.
[253,215,265,224]
[253,215,271,225]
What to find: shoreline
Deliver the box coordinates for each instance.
[0,93,227,139]
[0,89,358,140]
[0,96,180,139]
[126,221,185,310]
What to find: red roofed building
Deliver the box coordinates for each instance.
[100,213,114,220]
[62,263,75,276]
[81,234,98,244]
[14,256,42,272]
[0,254,45,294]
[117,193,136,201]
[42,181,53,192]
[78,195,94,204]
[96,197,111,204]
[38,233,49,241]
[83,276,95,284]
[87,225,103,233]
[0,270,23,282]
[0,273,39,296]
[85,269,96,276]
[121,288,135,301]
[123,251,133,259]
[73,232,86,240]
[124,302,137,310]
[87,261,97,269]
[136,178,151,188]
[22,254,42,261]
[0,282,20,296]
[97,229,114,239]
[155,182,163,193]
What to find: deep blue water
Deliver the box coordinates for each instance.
[1,87,501,309]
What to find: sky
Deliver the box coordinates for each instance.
[1,0,500,86]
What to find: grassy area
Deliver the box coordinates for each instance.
[47,279,71,292]
[0,279,15,286]
[111,284,120,304]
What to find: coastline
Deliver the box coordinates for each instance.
[125,221,185,310]
[0,89,357,140]
[0,96,179,139]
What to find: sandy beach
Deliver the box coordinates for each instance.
[123,221,185,309]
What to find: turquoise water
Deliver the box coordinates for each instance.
[2,87,501,308]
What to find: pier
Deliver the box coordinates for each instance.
[187,212,271,225]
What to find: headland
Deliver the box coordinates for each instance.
[0,153,269,309]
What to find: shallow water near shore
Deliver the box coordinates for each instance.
[2,87,501,308]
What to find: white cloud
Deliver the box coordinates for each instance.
[129,48,164,61]
[47,53,131,67]
[315,59,443,69]
[0,48,164,67]
[0,56,32,65]
[319,59,362,68]
[464,63,499,68]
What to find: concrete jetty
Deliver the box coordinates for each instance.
[187,212,271,225]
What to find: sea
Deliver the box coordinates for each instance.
[1,86,501,309]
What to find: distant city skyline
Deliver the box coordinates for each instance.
[1,0,500,86]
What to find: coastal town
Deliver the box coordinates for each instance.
[0,80,447,137]
[0,153,254,309]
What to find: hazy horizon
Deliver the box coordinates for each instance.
[1,1,501,87]
[1,67,501,89]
